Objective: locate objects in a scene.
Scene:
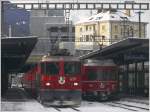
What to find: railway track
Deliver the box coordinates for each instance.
[52,107,80,112]
[70,107,80,111]
[104,101,149,111]
[40,99,148,112]
[103,102,138,111]
[122,99,149,105]
[113,102,149,110]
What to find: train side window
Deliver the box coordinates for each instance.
[96,70,104,80]
[105,71,110,80]
[111,70,117,80]
[87,70,97,80]
[103,70,108,81]
[107,69,117,81]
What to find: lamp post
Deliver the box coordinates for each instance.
[135,11,144,38]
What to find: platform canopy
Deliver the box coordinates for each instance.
[1,37,37,73]
[79,38,149,65]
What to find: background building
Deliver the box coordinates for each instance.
[75,10,147,55]
[30,10,75,58]
[2,1,30,37]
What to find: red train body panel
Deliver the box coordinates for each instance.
[82,59,118,100]
[22,54,82,106]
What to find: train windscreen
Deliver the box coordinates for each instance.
[41,62,59,75]
[64,62,81,75]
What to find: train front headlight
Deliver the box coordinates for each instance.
[45,82,51,86]
[74,82,79,86]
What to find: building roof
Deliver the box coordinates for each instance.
[75,10,146,25]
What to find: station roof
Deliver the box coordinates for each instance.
[79,38,149,65]
[1,37,37,73]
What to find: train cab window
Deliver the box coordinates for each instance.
[41,62,59,75]
[64,62,81,75]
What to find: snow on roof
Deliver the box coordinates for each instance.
[75,10,131,25]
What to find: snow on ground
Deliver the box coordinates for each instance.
[1,88,149,112]
[121,97,149,105]
[3,101,143,112]
[116,100,148,109]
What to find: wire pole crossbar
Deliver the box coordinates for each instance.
[3,2,149,10]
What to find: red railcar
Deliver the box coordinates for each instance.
[82,59,118,101]
[22,50,82,106]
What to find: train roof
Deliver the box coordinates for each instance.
[83,59,116,66]
[41,56,80,62]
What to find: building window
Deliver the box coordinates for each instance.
[114,25,118,32]
[50,27,58,32]
[60,27,68,32]
[80,28,82,32]
[89,26,92,30]
[62,36,68,41]
[80,37,83,42]
[86,26,88,31]
[114,35,118,41]
[93,25,95,31]
[72,27,75,32]
[50,36,58,42]
[86,35,90,42]
[102,25,106,31]
[72,37,75,41]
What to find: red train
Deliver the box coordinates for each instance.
[22,49,82,106]
[22,50,119,105]
[82,59,118,101]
